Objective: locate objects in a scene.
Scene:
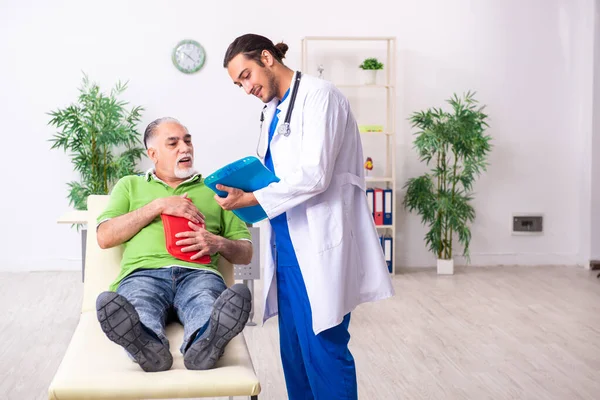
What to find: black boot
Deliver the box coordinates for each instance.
[184,283,252,370]
[96,291,173,372]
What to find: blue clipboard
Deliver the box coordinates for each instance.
[204,156,280,224]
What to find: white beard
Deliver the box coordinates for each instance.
[173,152,197,179]
[174,165,197,179]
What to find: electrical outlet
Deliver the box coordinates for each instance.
[512,214,543,234]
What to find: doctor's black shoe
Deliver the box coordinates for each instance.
[184,283,252,370]
[96,291,173,372]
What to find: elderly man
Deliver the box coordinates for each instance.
[95,117,253,372]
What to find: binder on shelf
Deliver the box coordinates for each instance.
[383,235,393,273]
[374,188,384,225]
[366,188,374,218]
[383,188,393,225]
[358,124,384,133]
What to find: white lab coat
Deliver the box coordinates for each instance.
[254,72,395,335]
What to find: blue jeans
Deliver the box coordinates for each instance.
[116,267,226,354]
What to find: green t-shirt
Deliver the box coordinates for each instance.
[97,171,251,291]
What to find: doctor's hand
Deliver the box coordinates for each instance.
[214,184,259,211]
[175,221,221,260]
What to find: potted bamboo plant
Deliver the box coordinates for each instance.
[403,92,492,274]
[48,74,145,211]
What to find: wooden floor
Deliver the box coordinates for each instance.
[1,266,599,400]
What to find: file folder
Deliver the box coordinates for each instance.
[374,188,384,225]
[383,188,393,225]
[383,235,393,273]
[205,156,280,224]
[366,188,374,218]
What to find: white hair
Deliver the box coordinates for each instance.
[143,117,189,149]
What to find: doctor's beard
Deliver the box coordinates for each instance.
[263,68,280,103]
[174,153,197,179]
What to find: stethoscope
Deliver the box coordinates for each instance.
[257,71,302,158]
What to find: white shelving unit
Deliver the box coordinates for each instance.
[301,36,397,274]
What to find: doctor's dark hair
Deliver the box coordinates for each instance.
[143,117,188,149]
[223,34,288,68]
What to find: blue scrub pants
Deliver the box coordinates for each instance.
[276,263,358,399]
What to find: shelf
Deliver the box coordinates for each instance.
[366,177,393,183]
[360,131,393,136]
[337,84,395,89]
[57,210,89,225]
[303,36,395,41]
[303,35,397,275]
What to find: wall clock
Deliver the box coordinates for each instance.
[172,39,206,74]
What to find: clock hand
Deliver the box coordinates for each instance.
[183,52,198,63]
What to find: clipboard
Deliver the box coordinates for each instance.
[204,156,279,224]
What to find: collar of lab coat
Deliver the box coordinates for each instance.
[257,98,278,159]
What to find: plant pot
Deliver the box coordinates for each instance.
[362,69,379,85]
[437,258,454,275]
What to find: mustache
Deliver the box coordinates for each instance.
[176,153,193,163]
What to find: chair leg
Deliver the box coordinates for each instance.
[81,228,87,282]
[251,396,258,400]
[243,279,257,326]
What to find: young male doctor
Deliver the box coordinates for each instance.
[217,33,394,400]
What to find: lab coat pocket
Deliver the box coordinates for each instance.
[306,201,342,254]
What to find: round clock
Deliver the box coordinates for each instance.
[172,39,206,74]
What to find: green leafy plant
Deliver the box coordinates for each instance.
[403,91,492,262]
[359,57,384,70]
[48,74,145,210]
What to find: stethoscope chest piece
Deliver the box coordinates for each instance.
[278,122,291,137]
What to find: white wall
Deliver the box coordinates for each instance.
[591,0,600,261]
[397,0,596,267]
[0,0,596,271]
